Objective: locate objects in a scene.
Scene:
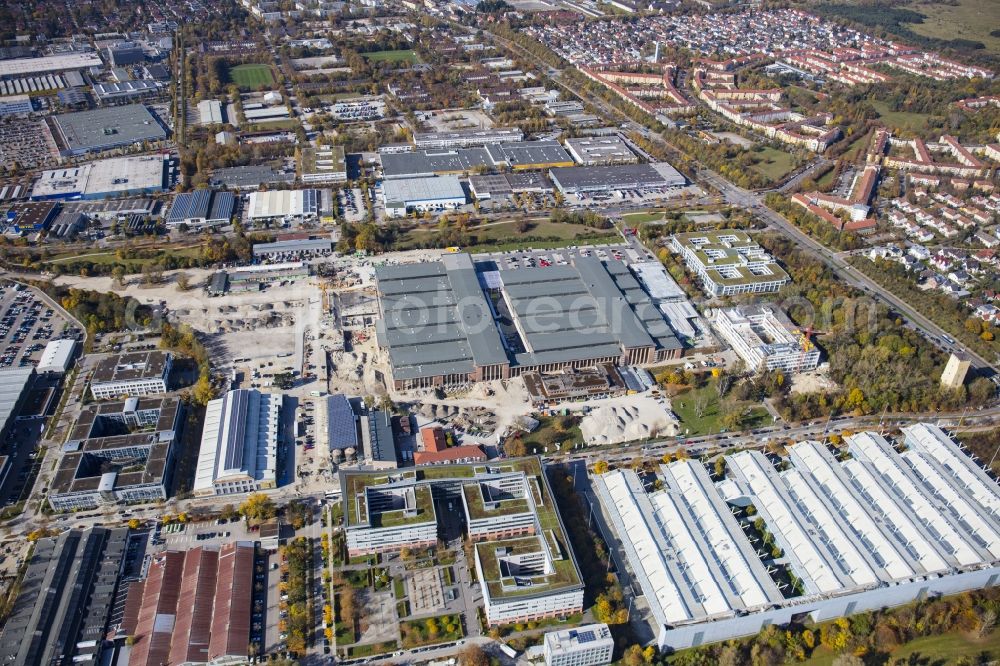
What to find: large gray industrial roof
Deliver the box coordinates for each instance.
[0,367,34,436]
[52,104,167,153]
[549,163,685,193]
[375,252,681,382]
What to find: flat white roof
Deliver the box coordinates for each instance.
[629,261,686,301]
[382,175,466,205]
[903,423,1000,521]
[31,155,165,199]
[600,470,693,624]
[37,339,75,373]
[727,451,848,595]
[846,431,987,567]
[0,52,103,77]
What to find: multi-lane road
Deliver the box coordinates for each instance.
[483,26,996,374]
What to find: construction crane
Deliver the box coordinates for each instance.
[795,324,827,371]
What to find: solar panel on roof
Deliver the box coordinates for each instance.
[577,630,596,643]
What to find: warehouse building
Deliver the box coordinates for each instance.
[374,253,682,390]
[0,527,128,666]
[5,201,58,233]
[90,350,172,400]
[252,236,334,260]
[382,141,573,179]
[565,136,638,165]
[412,127,523,149]
[0,367,35,445]
[50,104,167,155]
[209,165,294,190]
[123,542,254,666]
[669,230,790,296]
[469,172,553,199]
[36,338,77,374]
[165,189,234,227]
[246,188,325,221]
[0,94,33,117]
[0,52,103,78]
[712,305,819,373]
[197,99,224,125]
[93,80,164,103]
[30,154,170,200]
[50,397,181,511]
[595,424,1000,651]
[193,388,283,496]
[549,163,685,194]
[382,175,467,218]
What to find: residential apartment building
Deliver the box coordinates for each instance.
[89,350,172,400]
[544,625,614,666]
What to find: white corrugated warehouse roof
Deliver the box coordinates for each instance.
[382,175,466,204]
[0,367,34,436]
[846,431,983,567]
[629,261,686,301]
[601,470,693,624]
[37,339,76,374]
[726,451,848,595]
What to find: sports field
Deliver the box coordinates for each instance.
[229,63,275,88]
[362,50,420,64]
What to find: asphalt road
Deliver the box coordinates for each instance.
[482,27,996,374]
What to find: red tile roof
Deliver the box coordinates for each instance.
[421,427,447,453]
[126,543,254,666]
[413,445,486,465]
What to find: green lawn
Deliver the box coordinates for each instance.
[622,211,667,224]
[229,63,275,89]
[871,100,933,133]
[362,50,420,64]
[670,379,770,437]
[246,119,301,132]
[904,0,1000,55]
[395,219,619,252]
[399,613,463,649]
[46,246,202,267]
[506,414,581,454]
[801,629,1000,665]
[749,147,797,183]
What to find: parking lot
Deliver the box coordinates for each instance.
[0,282,77,369]
[474,242,656,270]
[339,187,366,223]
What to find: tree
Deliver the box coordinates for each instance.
[459,645,489,666]
[111,265,126,287]
[127,518,141,530]
[192,366,217,406]
[240,493,277,522]
[592,460,609,475]
[505,438,528,457]
[175,272,191,291]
